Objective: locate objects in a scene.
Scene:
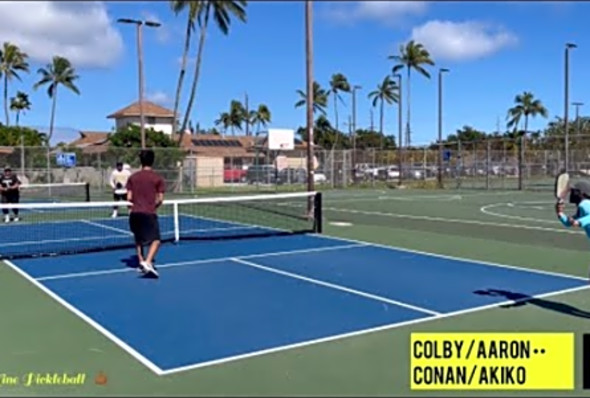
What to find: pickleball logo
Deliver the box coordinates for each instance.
[410,333,574,390]
[94,371,107,385]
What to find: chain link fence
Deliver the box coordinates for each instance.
[0,136,585,199]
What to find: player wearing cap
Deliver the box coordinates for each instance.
[126,150,165,278]
[0,166,21,223]
[110,161,131,218]
[556,181,590,234]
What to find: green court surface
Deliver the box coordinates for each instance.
[2,188,590,396]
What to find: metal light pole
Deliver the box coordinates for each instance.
[305,0,314,214]
[393,73,402,185]
[118,18,161,149]
[573,101,583,137]
[564,42,576,172]
[351,85,361,182]
[438,68,449,189]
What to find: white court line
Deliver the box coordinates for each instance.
[480,202,571,226]
[81,220,133,236]
[36,243,367,281]
[324,205,583,235]
[312,232,588,282]
[0,234,128,248]
[159,283,590,375]
[2,259,165,376]
[231,258,440,316]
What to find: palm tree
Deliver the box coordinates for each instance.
[249,104,271,134]
[389,40,435,147]
[9,91,31,127]
[33,56,80,144]
[0,42,29,126]
[328,73,350,132]
[171,0,203,139]
[177,0,247,144]
[295,81,328,115]
[506,91,548,189]
[228,99,245,135]
[507,91,548,135]
[215,112,231,135]
[368,75,399,148]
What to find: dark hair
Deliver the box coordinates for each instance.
[139,149,155,167]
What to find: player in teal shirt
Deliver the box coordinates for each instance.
[556,181,590,238]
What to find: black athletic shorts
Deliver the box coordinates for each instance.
[113,193,126,201]
[1,192,19,204]
[129,212,161,245]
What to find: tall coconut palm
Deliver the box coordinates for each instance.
[328,73,350,132]
[171,0,203,139]
[9,91,31,127]
[177,0,247,144]
[368,75,399,148]
[249,104,271,134]
[506,91,548,189]
[228,99,245,135]
[389,40,435,147]
[33,56,80,144]
[215,111,231,135]
[507,91,548,135]
[295,81,328,115]
[0,42,29,126]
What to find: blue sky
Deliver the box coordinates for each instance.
[1,1,589,145]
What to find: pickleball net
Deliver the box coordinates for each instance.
[19,182,91,202]
[0,191,322,260]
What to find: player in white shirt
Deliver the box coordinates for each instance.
[110,161,131,218]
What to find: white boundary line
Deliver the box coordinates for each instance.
[231,258,440,316]
[36,243,367,281]
[2,259,165,376]
[324,205,583,235]
[312,232,588,282]
[159,283,590,375]
[480,202,571,226]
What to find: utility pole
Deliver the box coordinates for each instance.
[394,73,402,186]
[305,0,315,213]
[437,68,449,189]
[118,18,161,149]
[564,42,577,172]
[351,85,361,182]
[245,92,250,136]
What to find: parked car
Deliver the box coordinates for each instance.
[278,168,306,184]
[377,166,400,180]
[246,165,278,184]
[223,167,247,183]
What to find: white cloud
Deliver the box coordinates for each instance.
[410,20,518,62]
[146,91,171,106]
[323,1,427,26]
[0,1,123,69]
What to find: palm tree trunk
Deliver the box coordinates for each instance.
[47,86,58,185]
[333,92,338,132]
[406,68,411,147]
[380,97,384,149]
[16,111,20,127]
[174,16,193,143]
[180,17,208,139]
[4,75,9,126]
[519,116,529,190]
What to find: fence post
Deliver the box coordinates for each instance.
[518,135,524,190]
[486,139,491,190]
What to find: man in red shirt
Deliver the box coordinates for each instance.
[126,149,165,278]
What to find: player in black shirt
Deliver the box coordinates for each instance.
[1,166,21,222]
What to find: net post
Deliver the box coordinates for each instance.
[84,182,91,202]
[313,192,322,233]
[173,202,180,242]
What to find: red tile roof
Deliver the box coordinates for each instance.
[107,101,175,119]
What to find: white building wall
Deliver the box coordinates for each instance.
[115,116,174,135]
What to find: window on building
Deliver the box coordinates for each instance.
[146,117,156,124]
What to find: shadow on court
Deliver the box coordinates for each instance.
[474,288,590,319]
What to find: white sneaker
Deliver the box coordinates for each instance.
[140,261,159,278]
[111,211,117,218]
[13,217,19,222]
[4,215,9,223]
